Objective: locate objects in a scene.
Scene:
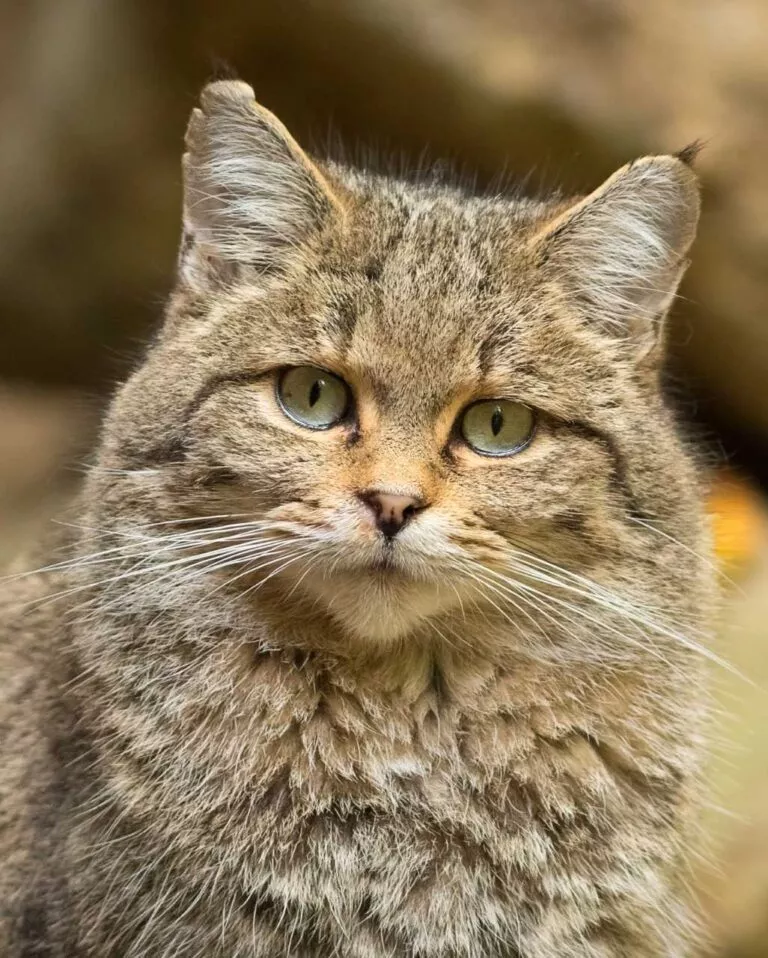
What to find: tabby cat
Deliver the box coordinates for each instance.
[0,80,714,957]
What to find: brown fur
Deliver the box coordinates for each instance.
[0,80,714,957]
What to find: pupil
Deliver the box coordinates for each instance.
[308,380,322,408]
[490,407,504,436]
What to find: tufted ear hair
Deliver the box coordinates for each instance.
[530,153,701,357]
[180,80,342,287]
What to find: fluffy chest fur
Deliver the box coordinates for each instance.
[64,592,703,958]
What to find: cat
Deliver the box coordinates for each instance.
[0,79,715,957]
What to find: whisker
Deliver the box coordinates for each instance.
[628,515,744,595]
[450,562,531,639]
[479,549,747,681]
[196,543,317,602]
[481,561,681,670]
[238,550,318,603]
[12,531,296,616]
[2,517,277,583]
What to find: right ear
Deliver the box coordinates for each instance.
[180,80,343,287]
[528,154,700,358]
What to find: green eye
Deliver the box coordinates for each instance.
[460,400,535,456]
[277,366,350,429]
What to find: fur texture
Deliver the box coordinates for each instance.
[0,80,714,957]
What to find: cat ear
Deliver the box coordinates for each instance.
[531,154,701,356]
[180,80,342,286]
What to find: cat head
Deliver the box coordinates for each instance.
[91,80,705,656]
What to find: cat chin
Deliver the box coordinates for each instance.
[294,566,464,644]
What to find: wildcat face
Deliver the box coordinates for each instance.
[90,81,705,653]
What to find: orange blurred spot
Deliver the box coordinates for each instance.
[707,470,762,574]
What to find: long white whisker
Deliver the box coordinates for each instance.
[481,561,679,669]
[2,518,281,583]
[629,515,743,595]
[196,543,317,602]
[14,532,296,616]
[480,550,745,680]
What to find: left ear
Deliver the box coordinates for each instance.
[530,154,701,357]
[180,80,343,288]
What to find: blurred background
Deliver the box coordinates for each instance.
[0,1,766,953]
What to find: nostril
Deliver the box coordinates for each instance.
[358,490,427,538]
[378,517,402,540]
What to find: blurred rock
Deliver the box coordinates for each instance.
[0,386,96,564]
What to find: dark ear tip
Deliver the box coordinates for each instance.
[208,57,239,81]
[675,140,705,167]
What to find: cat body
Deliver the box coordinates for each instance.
[0,81,712,957]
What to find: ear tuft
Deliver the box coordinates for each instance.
[181,80,340,286]
[532,155,701,354]
[207,58,240,82]
[675,140,705,168]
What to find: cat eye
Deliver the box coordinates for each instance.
[460,399,535,456]
[276,366,350,430]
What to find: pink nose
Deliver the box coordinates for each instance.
[359,490,426,539]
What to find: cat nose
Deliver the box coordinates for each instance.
[358,490,427,539]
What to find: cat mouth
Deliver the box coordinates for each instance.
[367,552,397,574]
[364,546,412,579]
